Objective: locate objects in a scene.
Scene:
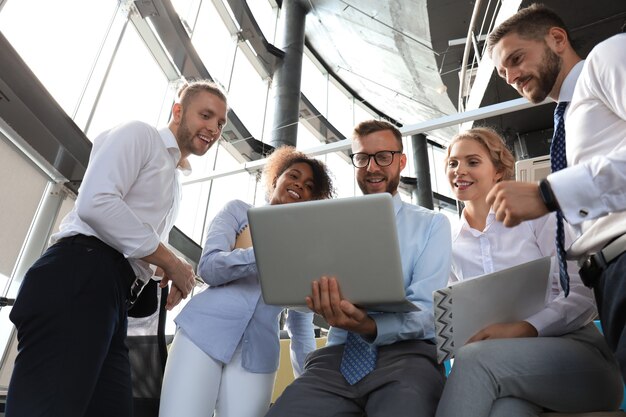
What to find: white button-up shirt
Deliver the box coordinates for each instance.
[451,211,596,336]
[52,121,188,282]
[549,34,626,257]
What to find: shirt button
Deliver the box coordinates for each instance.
[579,209,589,217]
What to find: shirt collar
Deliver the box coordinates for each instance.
[558,60,584,103]
[391,192,402,215]
[159,127,192,176]
[454,208,496,240]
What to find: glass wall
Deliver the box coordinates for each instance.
[0,0,119,117]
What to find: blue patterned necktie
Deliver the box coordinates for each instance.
[340,332,377,385]
[550,101,570,296]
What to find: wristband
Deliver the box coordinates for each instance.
[538,179,560,212]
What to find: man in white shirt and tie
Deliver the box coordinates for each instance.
[486,3,626,380]
[6,80,228,417]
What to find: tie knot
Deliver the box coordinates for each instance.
[555,101,569,118]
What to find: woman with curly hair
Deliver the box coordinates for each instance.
[159,146,334,417]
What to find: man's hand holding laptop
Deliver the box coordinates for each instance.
[306,276,377,338]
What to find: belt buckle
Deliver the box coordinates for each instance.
[127,278,147,309]
[579,252,606,288]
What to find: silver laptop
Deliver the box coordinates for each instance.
[247,193,418,313]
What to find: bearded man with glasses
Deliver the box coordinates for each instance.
[266,119,451,417]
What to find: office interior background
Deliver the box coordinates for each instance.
[0,0,625,406]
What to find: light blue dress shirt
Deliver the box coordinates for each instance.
[326,193,452,347]
[175,199,315,374]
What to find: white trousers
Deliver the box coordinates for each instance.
[159,330,277,417]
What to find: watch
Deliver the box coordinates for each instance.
[539,179,560,212]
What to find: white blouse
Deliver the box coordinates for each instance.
[450,210,597,336]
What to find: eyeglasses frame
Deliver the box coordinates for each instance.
[348,150,403,168]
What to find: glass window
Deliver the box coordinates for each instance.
[354,101,375,125]
[0,0,118,117]
[228,50,270,140]
[192,0,237,89]
[185,137,221,182]
[171,0,202,34]
[86,24,171,138]
[246,0,278,43]
[429,143,454,199]
[0,134,51,376]
[0,137,48,287]
[177,143,257,244]
[262,97,276,144]
[176,142,220,244]
[327,81,354,138]
[323,152,356,198]
[296,122,323,150]
[301,53,328,117]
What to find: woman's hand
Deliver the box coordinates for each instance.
[234,225,253,249]
[466,321,538,344]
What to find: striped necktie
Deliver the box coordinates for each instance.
[550,101,570,296]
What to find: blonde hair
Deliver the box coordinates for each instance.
[445,127,515,181]
[177,80,228,109]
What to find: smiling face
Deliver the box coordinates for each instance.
[491,33,562,104]
[172,90,228,158]
[269,162,316,205]
[446,138,503,203]
[352,129,406,195]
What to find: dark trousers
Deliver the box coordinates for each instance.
[6,236,135,417]
[267,339,445,417]
[594,252,626,383]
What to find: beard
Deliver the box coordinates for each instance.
[176,111,194,152]
[357,173,400,195]
[526,46,562,103]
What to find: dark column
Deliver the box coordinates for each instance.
[411,133,434,209]
[269,0,309,148]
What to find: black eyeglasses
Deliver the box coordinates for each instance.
[349,151,402,168]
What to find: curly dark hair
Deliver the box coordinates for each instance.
[263,146,335,201]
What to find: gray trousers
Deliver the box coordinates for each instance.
[266,339,445,417]
[435,323,623,417]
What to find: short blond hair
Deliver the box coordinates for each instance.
[177,80,228,109]
[446,127,515,181]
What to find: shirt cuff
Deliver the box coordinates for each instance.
[547,165,606,225]
[524,308,560,337]
[370,313,398,345]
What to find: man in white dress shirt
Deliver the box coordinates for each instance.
[486,4,626,380]
[6,80,228,417]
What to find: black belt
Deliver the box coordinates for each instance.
[57,234,147,308]
[58,234,123,258]
[579,233,626,288]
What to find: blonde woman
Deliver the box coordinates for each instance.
[435,128,622,417]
